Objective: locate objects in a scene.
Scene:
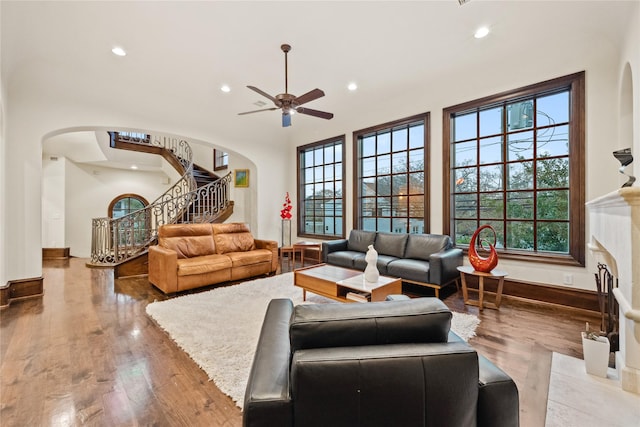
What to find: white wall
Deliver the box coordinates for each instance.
[64,162,175,258]
[41,155,66,248]
[286,16,636,292]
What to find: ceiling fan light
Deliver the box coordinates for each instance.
[220,84,231,93]
[348,82,358,91]
[111,46,126,56]
[474,26,490,39]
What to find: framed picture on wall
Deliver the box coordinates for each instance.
[234,169,249,188]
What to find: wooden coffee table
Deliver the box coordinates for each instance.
[294,264,402,303]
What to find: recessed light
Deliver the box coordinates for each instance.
[348,82,358,91]
[221,85,231,93]
[130,165,138,170]
[112,46,127,56]
[474,27,490,39]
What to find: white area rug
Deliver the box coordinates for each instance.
[145,272,480,409]
[546,352,640,426]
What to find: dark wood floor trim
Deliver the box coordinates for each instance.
[0,276,44,308]
[42,247,70,260]
[461,275,600,312]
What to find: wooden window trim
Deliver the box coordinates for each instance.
[352,113,430,233]
[442,71,585,266]
[297,135,346,239]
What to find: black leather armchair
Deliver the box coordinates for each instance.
[243,298,519,427]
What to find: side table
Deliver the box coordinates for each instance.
[457,266,508,311]
[292,241,322,267]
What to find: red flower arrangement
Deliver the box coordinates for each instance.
[280,192,292,220]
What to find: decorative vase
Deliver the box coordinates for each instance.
[468,224,498,273]
[581,332,610,378]
[364,244,380,283]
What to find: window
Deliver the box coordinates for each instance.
[354,113,429,234]
[443,72,585,266]
[297,136,345,238]
[108,194,149,246]
[214,149,229,171]
[114,131,150,143]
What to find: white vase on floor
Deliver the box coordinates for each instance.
[364,244,379,283]
[581,332,610,378]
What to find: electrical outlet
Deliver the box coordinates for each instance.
[563,273,573,285]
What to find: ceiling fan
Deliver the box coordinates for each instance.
[239,44,334,127]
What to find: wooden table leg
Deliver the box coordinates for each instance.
[495,276,504,308]
[303,288,307,301]
[460,272,469,304]
[478,276,485,311]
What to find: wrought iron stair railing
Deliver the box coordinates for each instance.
[89,134,232,265]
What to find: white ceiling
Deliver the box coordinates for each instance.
[2,0,636,166]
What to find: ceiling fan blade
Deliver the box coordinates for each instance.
[296,107,334,120]
[294,88,325,106]
[238,107,278,115]
[246,86,279,105]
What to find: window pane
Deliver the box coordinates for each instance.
[313,148,323,165]
[392,128,408,152]
[479,193,503,219]
[409,125,424,149]
[507,100,534,130]
[304,152,314,168]
[455,220,478,245]
[537,158,569,188]
[507,191,533,219]
[392,174,407,196]
[409,172,423,194]
[479,106,503,137]
[409,218,424,234]
[362,135,376,157]
[454,141,477,167]
[537,222,569,252]
[362,218,377,231]
[453,112,477,141]
[409,149,424,171]
[479,136,503,164]
[508,131,534,161]
[479,164,503,191]
[537,190,569,220]
[362,157,376,177]
[361,178,375,196]
[335,144,343,162]
[324,164,334,181]
[508,161,533,190]
[377,176,391,196]
[305,168,313,183]
[392,218,407,233]
[377,132,391,154]
[378,154,391,174]
[538,125,569,157]
[454,167,477,192]
[408,195,424,217]
[507,221,534,250]
[454,193,477,219]
[538,91,569,124]
[324,145,334,163]
[392,152,407,173]
[377,217,391,232]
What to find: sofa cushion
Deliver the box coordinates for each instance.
[176,254,232,276]
[225,249,273,267]
[387,258,430,283]
[212,222,256,254]
[290,298,451,352]
[326,251,364,269]
[404,234,451,261]
[375,232,408,258]
[158,223,217,259]
[346,230,377,253]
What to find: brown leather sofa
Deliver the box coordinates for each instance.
[148,222,278,294]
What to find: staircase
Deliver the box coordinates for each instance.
[88,132,233,273]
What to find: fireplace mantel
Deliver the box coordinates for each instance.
[586,187,640,394]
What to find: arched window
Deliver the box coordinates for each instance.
[108,194,150,246]
[109,194,149,219]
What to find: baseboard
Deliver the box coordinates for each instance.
[460,275,599,312]
[42,247,70,260]
[0,276,44,308]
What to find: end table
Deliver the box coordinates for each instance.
[457,265,508,311]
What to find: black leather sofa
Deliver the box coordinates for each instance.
[243,297,519,427]
[322,230,463,297]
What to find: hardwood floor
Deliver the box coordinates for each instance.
[1,258,600,426]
